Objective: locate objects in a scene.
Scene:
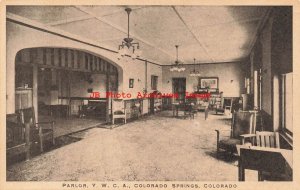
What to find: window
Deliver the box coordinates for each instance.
[65,49,68,67]
[151,75,158,90]
[281,72,293,136]
[90,56,93,71]
[71,50,75,68]
[58,49,62,67]
[43,48,47,65]
[51,49,54,65]
[85,55,88,70]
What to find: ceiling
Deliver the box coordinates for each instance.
[7,5,270,65]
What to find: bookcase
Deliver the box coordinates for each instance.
[125,99,143,119]
[150,92,162,114]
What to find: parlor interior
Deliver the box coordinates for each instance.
[6,6,293,181]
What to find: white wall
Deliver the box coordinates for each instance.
[70,73,107,97]
[6,17,162,113]
[147,63,163,92]
[115,58,163,99]
[162,62,246,97]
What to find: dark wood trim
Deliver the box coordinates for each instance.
[16,60,118,75]
[279,131,293,147]
[136,58,161,66]
[261,109,273,131]
[161,61,242,66]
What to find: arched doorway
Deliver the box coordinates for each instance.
[15,47,120,136]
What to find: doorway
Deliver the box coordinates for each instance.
[172,78,186,103]
[15,64,33,110]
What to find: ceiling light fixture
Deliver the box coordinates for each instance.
[118,8,141,60]
[170,45,185,72]
[190,58,201,77]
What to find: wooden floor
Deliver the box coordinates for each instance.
[7,110,257,181]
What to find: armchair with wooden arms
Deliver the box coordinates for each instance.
[240,131,291,181]
[6,113,31,160]
[111,99,126,125]
[19,107,55,152]
[215,111,257,158]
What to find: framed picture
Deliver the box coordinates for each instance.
[199,77,219,89]
[129,78,134,88]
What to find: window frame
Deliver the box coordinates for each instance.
[281,73,293,137]
[151,75,158,91]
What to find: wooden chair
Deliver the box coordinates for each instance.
[112,99,126,125]
[241,131,286,181]
[215,97,224,114]
[215,111,257,158]
[216,97,233,115]
[19,107,55,152]
[183,102,197,119]
[241,131,280,148]
[6,113,31,160]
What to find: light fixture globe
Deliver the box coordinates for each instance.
[190,58,200,77]
[170,45,185,72]
[118,8,141,59]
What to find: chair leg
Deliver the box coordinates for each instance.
[52,122,55,145]
[258,171,264,181]
[40,136,44,152]
[25,123,31,160]
[39,127,44,152]
[215,130,220,159]
[205,108,208,120]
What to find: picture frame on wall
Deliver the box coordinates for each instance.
[129,78,134,88]
[199,77,219,89]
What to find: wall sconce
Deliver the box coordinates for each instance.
[138,79,141,82]
[230,80,233,83]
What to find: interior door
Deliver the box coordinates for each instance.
[172,78,186,103]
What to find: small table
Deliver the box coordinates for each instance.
[237,145,292,181]
[172,103,190,117]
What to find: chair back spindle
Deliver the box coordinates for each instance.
[256,131,280,148]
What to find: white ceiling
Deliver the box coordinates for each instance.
[7,5,270,65]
